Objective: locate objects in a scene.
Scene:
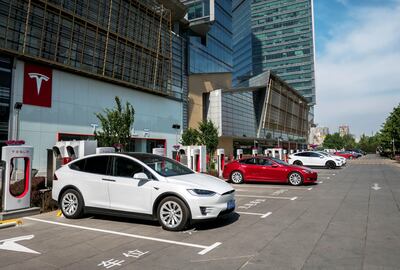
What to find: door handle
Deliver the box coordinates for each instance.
[102,178,116,182]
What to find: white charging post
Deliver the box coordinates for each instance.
[216,149,225,178]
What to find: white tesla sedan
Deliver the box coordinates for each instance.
[52,153,236,231]
[288,151,343,169]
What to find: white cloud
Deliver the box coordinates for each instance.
[315,3,400,137]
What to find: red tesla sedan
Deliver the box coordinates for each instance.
[222,157,318,186]
[334,151,356,159]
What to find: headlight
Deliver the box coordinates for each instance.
[335,159,341,162]
[187,189,216,196]
[302,169,312,174]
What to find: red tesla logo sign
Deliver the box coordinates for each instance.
[23,63,52,107]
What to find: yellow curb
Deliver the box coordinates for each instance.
[0,219,22,225]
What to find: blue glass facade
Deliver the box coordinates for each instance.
[233,0,316,107]
[188,0,233,73]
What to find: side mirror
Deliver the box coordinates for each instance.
[272,164,279,168]
[133,172,149,180]
[320,156,324,158]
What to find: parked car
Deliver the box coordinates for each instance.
[316,151,346,166]
[288,151,342,169]
[348,149,366,155]
[223,157,318,186]
[52,153,235,231]
[334,151,357,159]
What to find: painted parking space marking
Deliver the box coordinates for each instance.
[238,199,266,210]
[236,194,298,200]
[24,217,221,255]
[236,211,272,218]
[232,184,313,191]
[271,189,288,196]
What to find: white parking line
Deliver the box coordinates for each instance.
[236,194,298,200]
[319,176,330,179]
[236,211,272,218]
[232,184,312,191]
[24,217,221,255]
[317,181,323,184]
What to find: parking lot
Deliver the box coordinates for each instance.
[1,155,400,270]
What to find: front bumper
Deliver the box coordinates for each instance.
[189,192,235,220]
[303,172,318,183]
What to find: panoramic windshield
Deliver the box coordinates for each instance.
[130,154,194,177]
[271,157,289,165]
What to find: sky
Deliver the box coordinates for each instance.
[313,0,400,138]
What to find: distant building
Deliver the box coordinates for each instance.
[309,126,330,146]
[339,125,350,137]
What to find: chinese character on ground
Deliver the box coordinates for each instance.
[122,249,149,258]
[98,259,125,269]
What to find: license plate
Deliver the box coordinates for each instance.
[227,200,235,210]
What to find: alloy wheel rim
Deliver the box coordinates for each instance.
[232,172,242,183]
[160,201,183,228]
[62,193,78,216]
[290,173,301,185]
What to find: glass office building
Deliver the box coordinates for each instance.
[184,0,233,73]
[232,0,316,107]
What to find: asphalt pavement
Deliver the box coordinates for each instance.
[0,154,399,270]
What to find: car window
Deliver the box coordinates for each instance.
[83,156,111,175]
[295,152,310,157]
[244,158,257,165]
[69,159,86,171]
[309,152,321,157]
[113,157,155,179]
[258,159,273,166]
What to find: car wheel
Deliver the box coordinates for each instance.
[293,160,303,166]
[157,196,189,231]
[60,189,84,219]
[326,161,336,169]
[288,172,303,186]
[230,171,244,184]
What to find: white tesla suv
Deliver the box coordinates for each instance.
[288,151,342,169]
[317,151,346,166]
[52,153,236,231]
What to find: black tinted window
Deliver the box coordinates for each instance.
[295,152,309,157]
[310,152,321,157]
[84,156,110,175]
[113,157,144,178]
[69,159,86,171]
[258,159,273,166]
[243,158,257,165]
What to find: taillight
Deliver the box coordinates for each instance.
[54,173,58,180]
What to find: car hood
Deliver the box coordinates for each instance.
[288,165,316,172]
[167,173,234,195]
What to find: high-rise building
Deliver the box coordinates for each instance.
[183,0,233,73]
[339,125,350,137]
[232,0,316,108]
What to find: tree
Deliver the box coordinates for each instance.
[379,104,400,156]
[180,128,199,146]
[94,96,135,150]
[322,133,344,149]
[197,120,219,156]
[342,134,356,149]
[357,133,380,153]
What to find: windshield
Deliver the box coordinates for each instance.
[131,154,194,177]
[270,157,289,165]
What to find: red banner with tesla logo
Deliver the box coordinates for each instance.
[23,63,52,108]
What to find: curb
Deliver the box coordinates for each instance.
[0,219,22,229]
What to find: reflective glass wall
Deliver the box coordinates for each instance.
[188,0,233,73]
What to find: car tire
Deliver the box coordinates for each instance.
[230,171,244,184]
[60,189,84,219]
[288,172,303,186]
[157,196,189,231]
[293,160,303,166]
[326,161,336,169]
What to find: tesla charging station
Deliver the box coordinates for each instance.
[1,145,39,217]
[183,145,206,173]
[266,148,284,160]
[216,149,225,178]
[252,149,258,157]
[236,149,243,160]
